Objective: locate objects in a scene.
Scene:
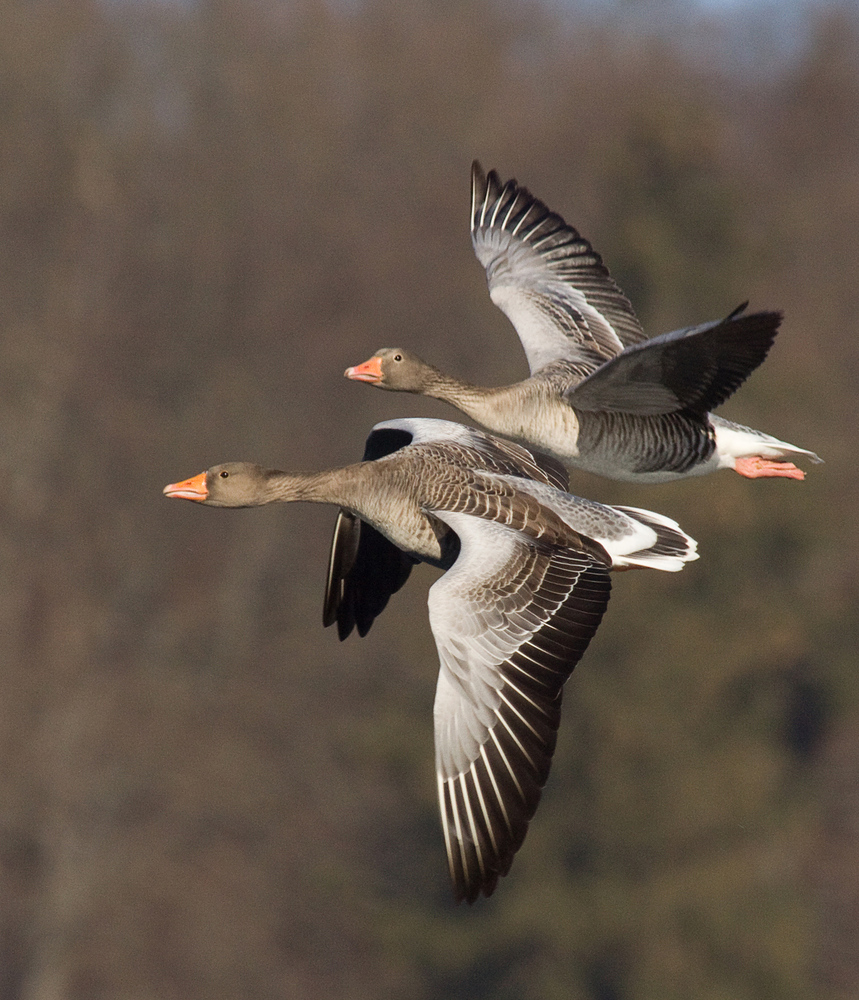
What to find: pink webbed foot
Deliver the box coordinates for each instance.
[734,456,805,480]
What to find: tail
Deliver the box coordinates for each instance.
[495,476,699,572]
[612,507,699,572]
[711,415,823,465]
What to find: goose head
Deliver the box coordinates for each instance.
[345,348,438,393]
[163,462,272,507]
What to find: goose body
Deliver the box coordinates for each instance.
[164,417,698,901]
[345,163,821,482]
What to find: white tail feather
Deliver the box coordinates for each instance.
[609,506,699,572]
[711,415,822,465]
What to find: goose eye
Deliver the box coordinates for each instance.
[393,353,402,362]
[219,470,230,479]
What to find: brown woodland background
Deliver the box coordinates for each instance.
[1,0,857,997]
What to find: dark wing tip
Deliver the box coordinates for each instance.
[690,308,783,411]
[323,510,360,636]
[471,165,512,232]
[470,161,485,225]
[323,508,415,641]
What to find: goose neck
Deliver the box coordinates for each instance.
[263,465,365,507]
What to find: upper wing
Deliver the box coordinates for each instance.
[428,509,611,903]
[323,425,418,640]
[471,162,645,374]
[372,417,569,490]
[566,308,782,416]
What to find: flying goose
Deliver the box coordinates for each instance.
[345,163,820,483]
[164,418,698,902]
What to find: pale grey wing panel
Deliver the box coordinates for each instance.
[471,163,645,374]
[498,476,699,571]
[428,511,610,902]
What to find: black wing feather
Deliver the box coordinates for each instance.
[567,308,782,415]
[323,426,418,640]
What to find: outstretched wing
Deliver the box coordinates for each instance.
[323,426,417,640]
[471,162,645,375]
[428,509,611,903]
[566,307,782,416]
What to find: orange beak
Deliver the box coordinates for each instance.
[163,471,208,501]
[344,356,383,384]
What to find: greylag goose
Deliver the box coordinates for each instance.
[345,163,821,483]
[164,418,698,902]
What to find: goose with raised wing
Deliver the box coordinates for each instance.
[345,163,820,483]
[164,418,698,902]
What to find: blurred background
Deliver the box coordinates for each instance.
[1,0,856,996]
